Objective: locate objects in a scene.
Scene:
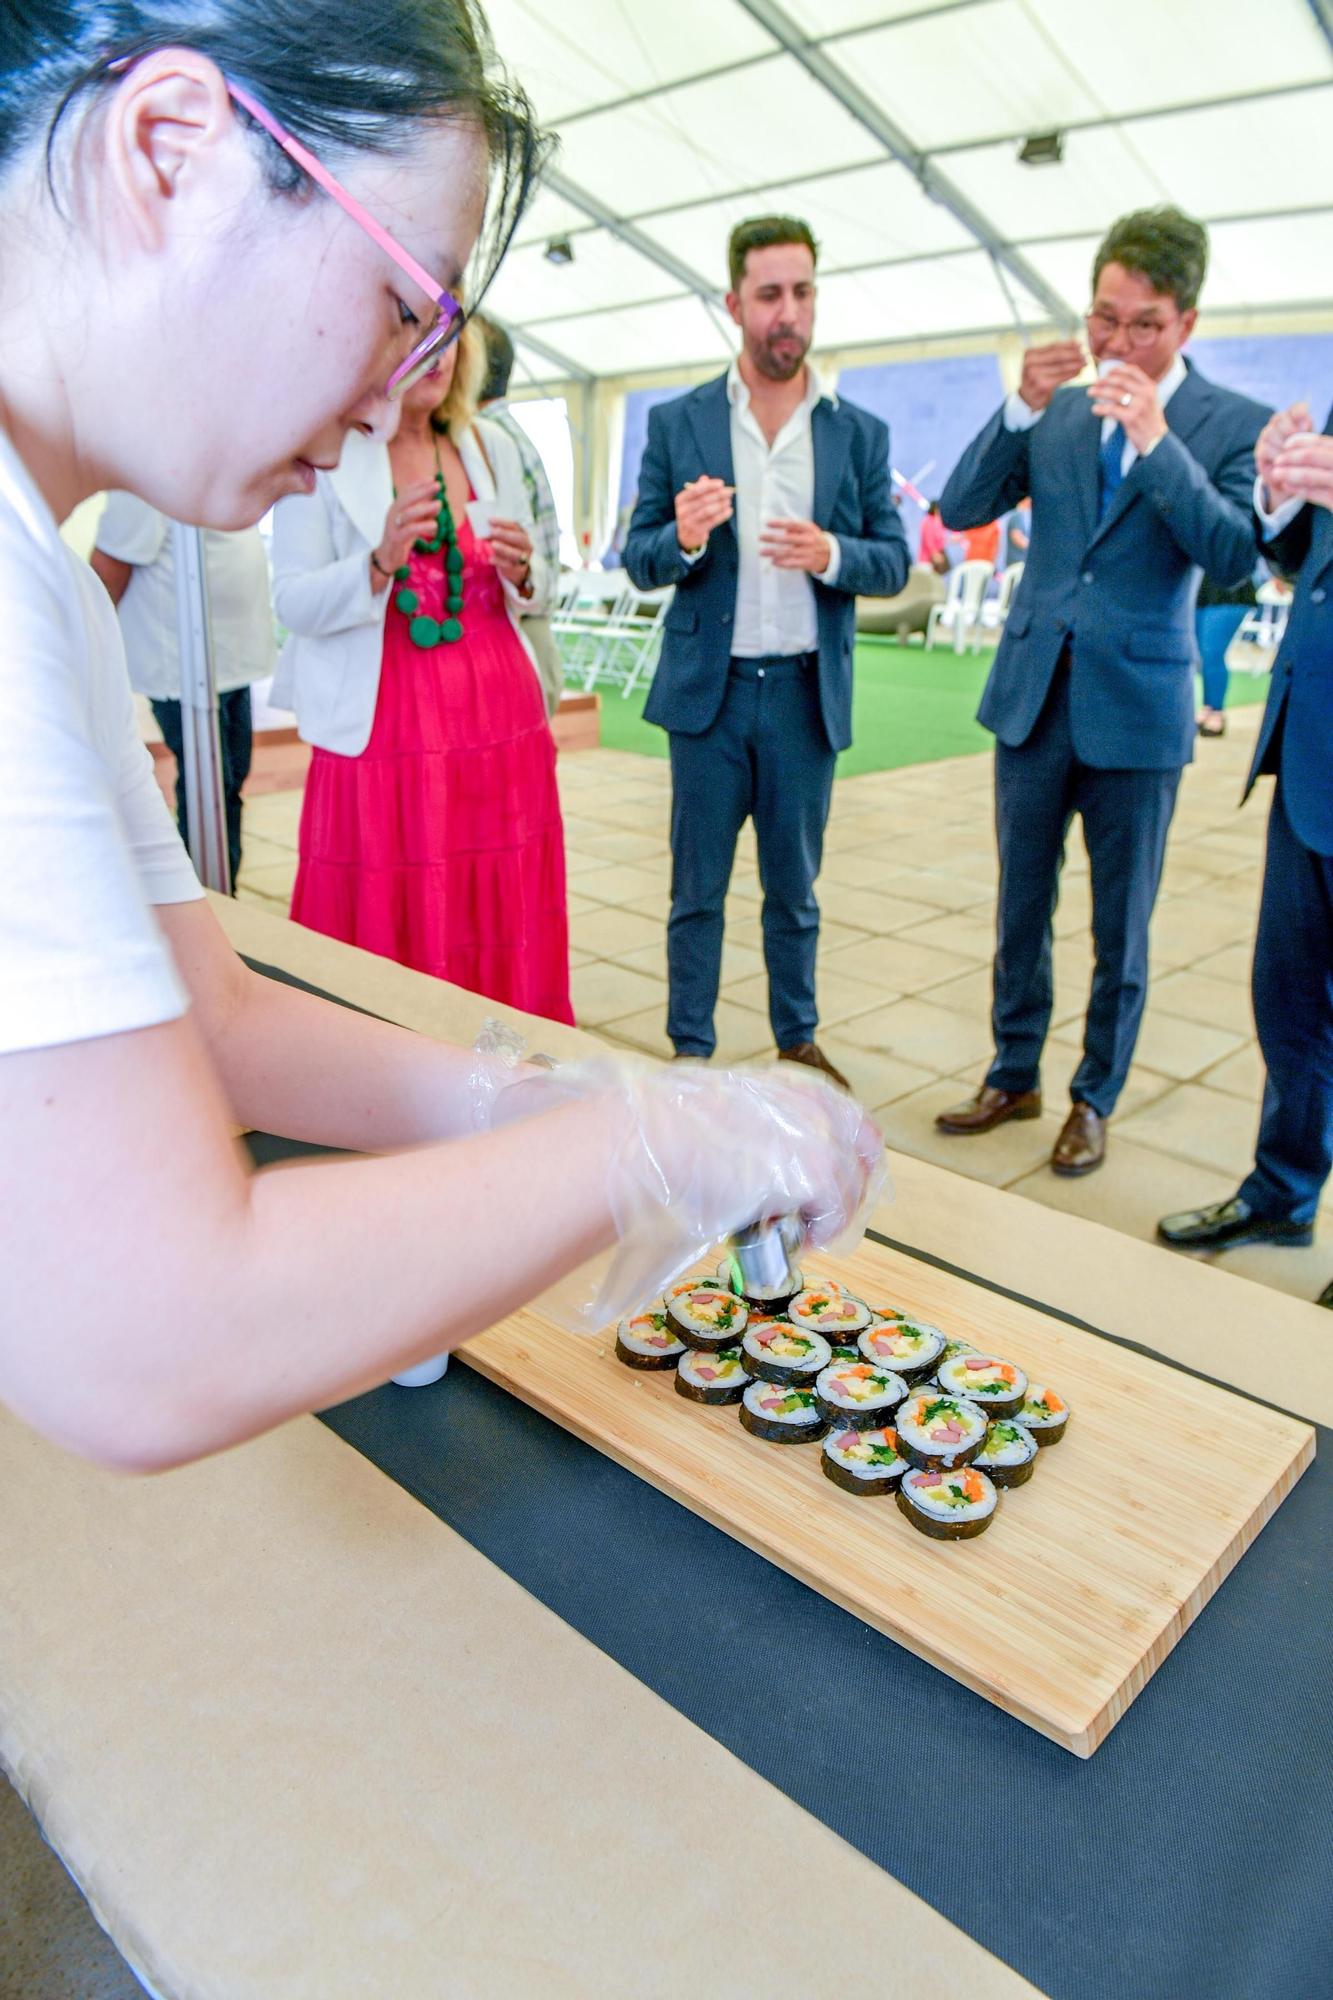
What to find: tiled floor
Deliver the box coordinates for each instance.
[237,701,1333,1309]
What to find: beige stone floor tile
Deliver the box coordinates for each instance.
[1165,839,1258,882]
[599,999,770,1065]
[1189,943,1254,986]
[834,996,996,1072]
[1007,1139,1238,1244]
[565,891,606,918]
[1201,1238,1332,1304]
[717,939,768,987]
[1158,855,1232,899]
[838,933,984,996]
[922,966,994,1020]
[1149,969,1256,1038]
[575,862,674,906]
[831,886,961,936]
[822,1042,939,1111]
[894,910,996,959]
[569,905,667,959]
[1105,1064,1179,1120]
[875,868,994,912]
[820,849,916,892]
[1149,903,1259,971]
[727,965,891,1028]
[237,832,299,874]
[1046,1009,1245,1083]
[567,946,598,969]
[573,828,668,864]
[235,884,290,918]
[608,941,669,979]
[570,960,667,1028]
[236,861,296,900]
[1116,1081,1262,1179]
[564,851,620,882]
[1199,1042,1266,1102]
[878,1078,1071,1188]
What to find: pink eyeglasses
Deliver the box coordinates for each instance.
[227,82,466,397]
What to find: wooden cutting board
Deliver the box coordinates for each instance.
[459,1236,1315,1756]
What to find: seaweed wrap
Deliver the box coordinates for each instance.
[739,1381,828,1444]
[814,1361,908,1430]
[935,1352,1028,1417]
[975,1419,1038,1487]
[1014,1385,1070,1445]
[858,1320,946,1383]
[667,1285,749,1351]
[615,1308,686,1371]
[675,1346,751,1406]
[742,1320,832,1386]
[821,1426,908,1495]
[787,1287,872,1338]
[894,1389,988,1470]
[897,1465,998,1540]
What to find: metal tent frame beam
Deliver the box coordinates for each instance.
[541,167,726,307]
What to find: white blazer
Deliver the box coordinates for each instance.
[271,417,555,756]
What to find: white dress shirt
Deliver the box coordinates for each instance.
[1003,351,1188,475]
[689,359,841,658]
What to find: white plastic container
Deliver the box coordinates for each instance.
[392,1353,449,1388]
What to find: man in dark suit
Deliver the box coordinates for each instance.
[1159,398,1333,1296]
[624,216,909,1085]
[935,207,1268,1175]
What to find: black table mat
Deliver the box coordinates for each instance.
[240,966,1333,2000]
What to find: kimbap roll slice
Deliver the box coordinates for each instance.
[935,1352,1028,1417]
[666,1285,749,1351]
[788,1287,872,1338]
[715,1256,805,1314]
[822,1425,908,1496]
[615,1307,686,1371]
[814,1361,908,1430]
[857,1320,947,1382]
[739,1380,828,1444]
[742,1320,832,1386]
[667,1275,726,1297]
[937,1335,979,1366]
[675,1346,751,1406]
[1014,1385,1070,1445]
[830,1344,862,1364]
[894,1389,989,1470]
[897,1465,998,1540]
[976,1418,1039,1488]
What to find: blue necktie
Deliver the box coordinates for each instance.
[1098,421,1126,523]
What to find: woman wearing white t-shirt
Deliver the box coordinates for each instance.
[92,495,275,884]
[0,2,882,1473]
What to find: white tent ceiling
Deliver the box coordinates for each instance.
[480,0,1333,385]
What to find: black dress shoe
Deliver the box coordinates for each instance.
[1156,1197,1314,1252]
[1317,1280,1333,1310]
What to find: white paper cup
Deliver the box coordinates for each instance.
[392,1353,450,1388]
[465,499,496,541]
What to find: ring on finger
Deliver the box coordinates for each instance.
[1119,393,1132,408]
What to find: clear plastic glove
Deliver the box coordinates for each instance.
[465,1018,557,1132]
[488,1046,888,1329]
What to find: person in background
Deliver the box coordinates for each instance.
[936,206,1268,1178]
[91,498,274,886]
[918,499,955,574]
[962,518,1000,569]
[1003,500,1031,570]
[624,214,910,1086]
[474,311,565,717]
[1158,397,1333,1299]
[1194,568,1259,737]
[274,320,573,1023]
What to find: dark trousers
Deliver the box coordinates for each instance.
[987,665,1181,1118]
[151,688,253,889]
[667,656,835,1056]
[1238,784,1333,1223]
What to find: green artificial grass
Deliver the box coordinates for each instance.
[591,636,1270,776]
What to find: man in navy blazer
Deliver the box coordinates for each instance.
[935,207,1267,1176]
[1159,398,1333,1292]
[625,217,908,1082]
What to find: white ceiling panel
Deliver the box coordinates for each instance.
[946,125,1168,242]
[483,0,773,122]
[829,0,1100,152]
[1029,0,1332,120]
[537,296,737,374]
[1203,212,1333,309]
[1011,235,1098,316]
[785,0,980,31]
[816,250,1046,345]
[510,338,578,389]
[637,160,975,280]
[484,229,686,323]
[1124,88,1333,221]
[509,185,594,252]
[554,54,879,213]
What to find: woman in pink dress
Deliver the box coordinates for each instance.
[273,321,573,1024]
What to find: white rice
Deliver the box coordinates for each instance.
[822,1427,907,1481]
[742,1324,833,1375]
[741,1381,821,1427]
[677,1347,750,1392]
[900,1466,998,1524]
[935,1353,1029,1405]
[858,1323,947,1374]
[617,1308,686,1359]
[814,1363,908,1413]
[976,1420,1038,1471]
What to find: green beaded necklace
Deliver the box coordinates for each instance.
[392,436,465,648]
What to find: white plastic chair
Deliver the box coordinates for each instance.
[1231,580,1290,675]
[551,570,633,688]
[926,558,993,655]
[980,561,1024,636]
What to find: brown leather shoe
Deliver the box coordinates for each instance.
[1051,1102,1106,1176]
[935,1084,1042,1135]
[778,1042,850,1092]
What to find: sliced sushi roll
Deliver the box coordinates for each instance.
[814,1361,908,1431]
[935,1352,1028,1418]
[715,1256,805,1315]
[675,1346,751,1406]
[822,1425,908,1496]
[829,1344,862,1365]
[741,1320,832,1386]
[667,1275,726,1298]
[894,1389,989,1470]
[615,1307,686,1371]
[858,1320,946,1383]
[666,1285,749,1351]
[739,1380,828,1444]
[1014,1385,1070,1446]
[897,1465,998,1540]
[937,1335,979,1366]
[788,1286,872,1338]
[976,1419,1038,1488]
